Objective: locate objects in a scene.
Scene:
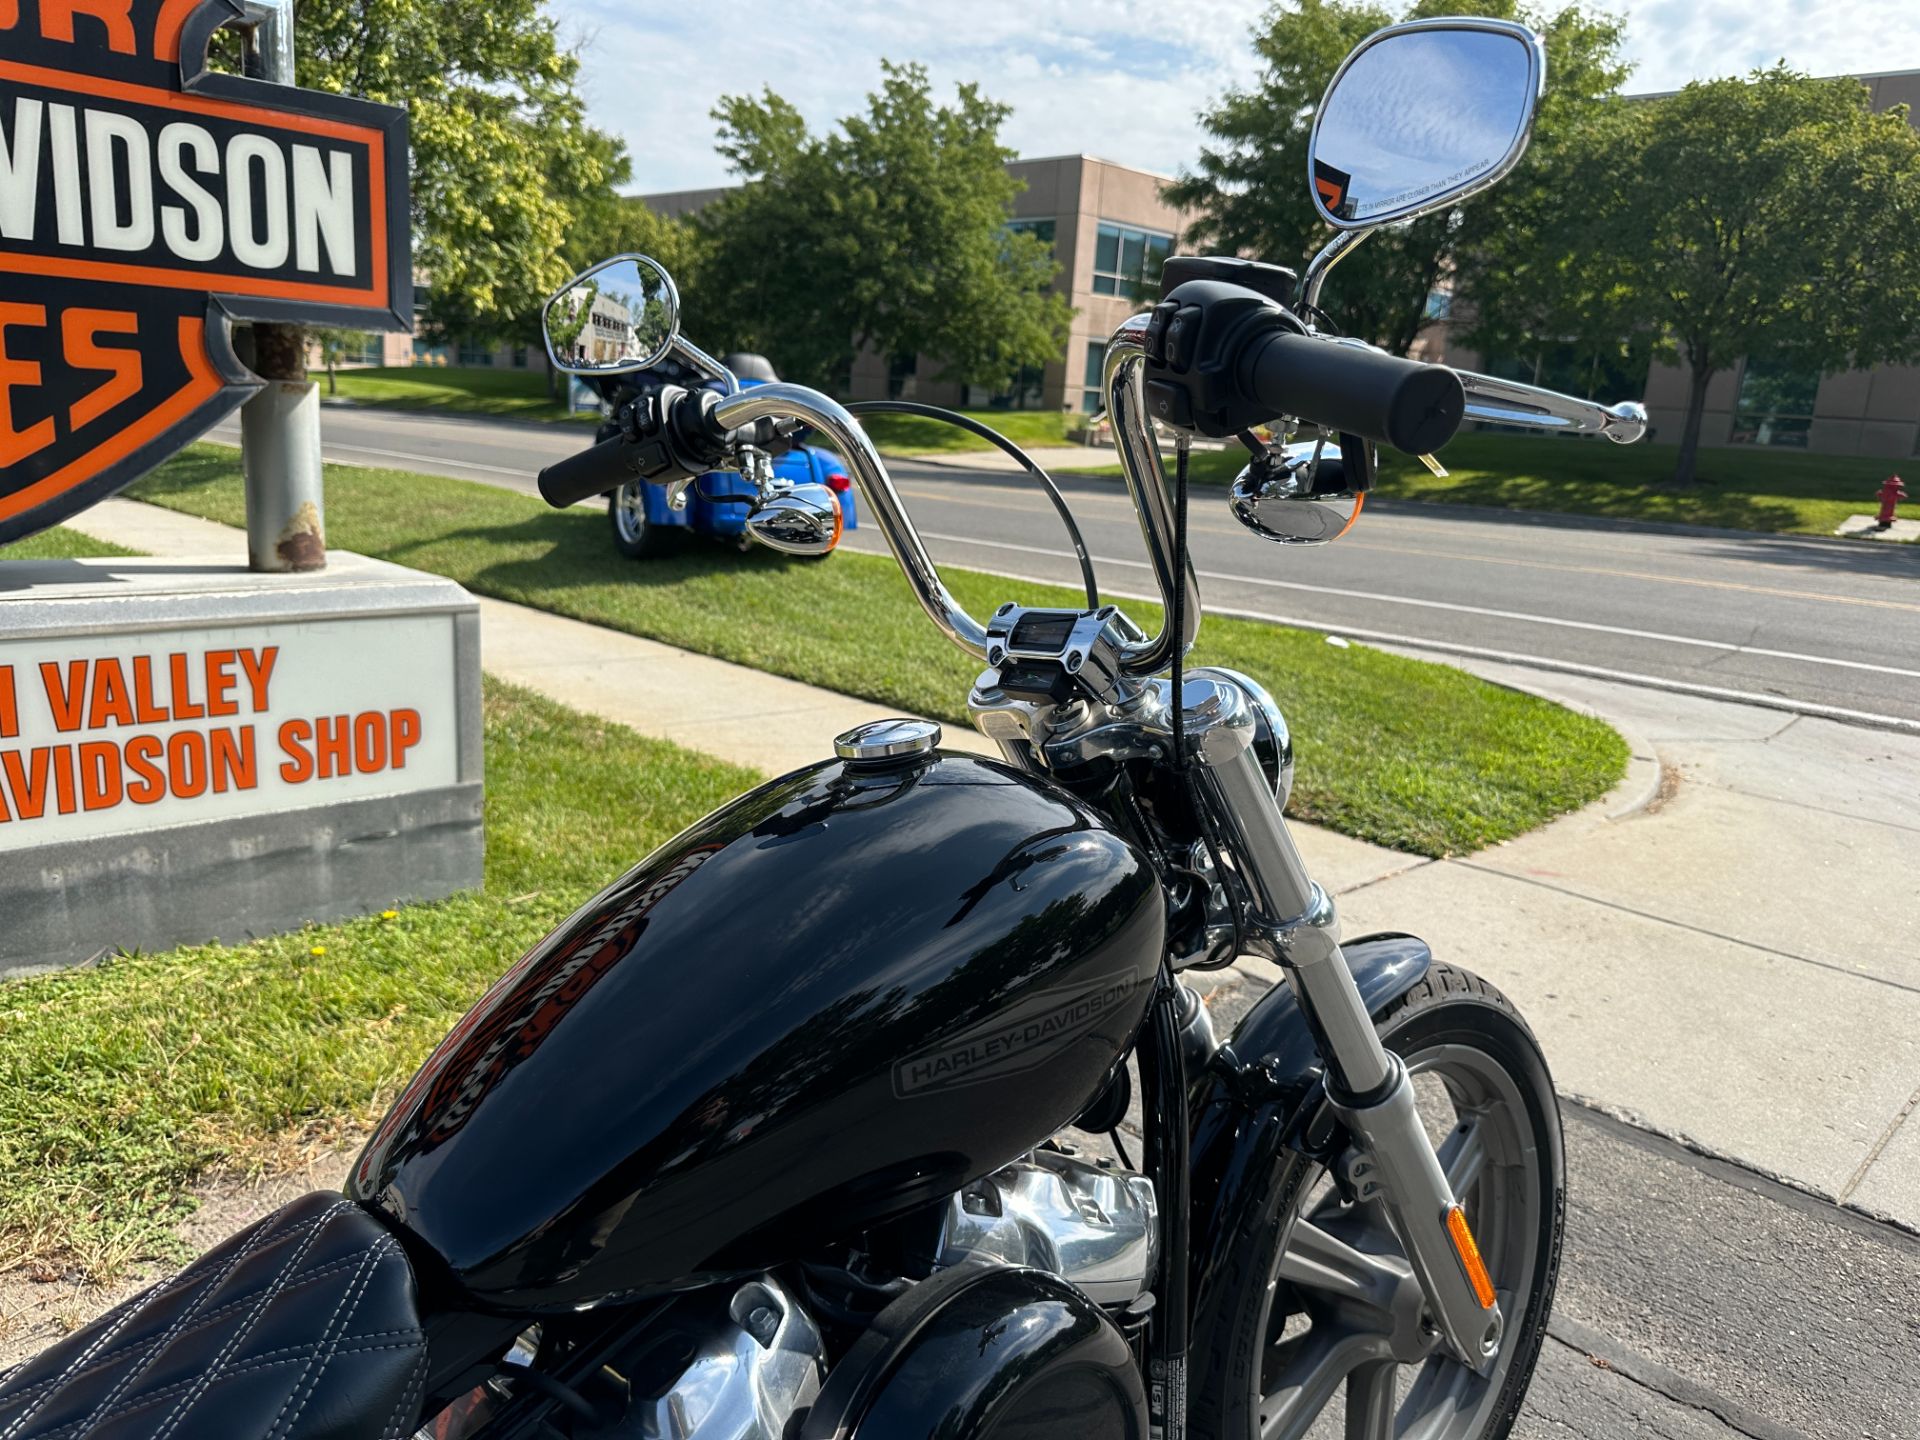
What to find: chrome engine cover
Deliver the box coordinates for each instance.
[629,1277,825,1440]
[599,1155,1153,1440]
[930,1148,1159,1305]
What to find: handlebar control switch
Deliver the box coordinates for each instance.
[1143,279,1308,438]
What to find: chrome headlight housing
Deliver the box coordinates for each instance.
[1187,666,1293,809]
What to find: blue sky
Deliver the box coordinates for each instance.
[550,1,1920,194]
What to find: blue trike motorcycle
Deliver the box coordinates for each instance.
[585,353,858,560]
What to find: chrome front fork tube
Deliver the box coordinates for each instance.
[1184,684,1504,1370]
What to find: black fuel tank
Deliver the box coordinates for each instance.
[350,752,1164,1310]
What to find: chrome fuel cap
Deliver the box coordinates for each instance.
[835,717,942,765]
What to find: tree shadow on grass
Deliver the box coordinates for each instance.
[1372,492,1920,586]
[1381,472,1812,536]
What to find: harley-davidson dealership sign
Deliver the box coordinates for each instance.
[0,0,409,544]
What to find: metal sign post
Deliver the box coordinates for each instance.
[238,0,326,571]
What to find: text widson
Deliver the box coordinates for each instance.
[0,90,373,287]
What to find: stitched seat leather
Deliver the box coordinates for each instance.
[0,1192,428,1440]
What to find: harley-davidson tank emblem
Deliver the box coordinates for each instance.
[894,975,1143,1097]
[0,0,409,544]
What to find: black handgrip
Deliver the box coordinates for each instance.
[538,434,636,508]
[1240,331,1464,455]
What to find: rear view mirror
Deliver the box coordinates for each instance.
[1229,440,1370,546]
[1309,18,1544,230]
[746,484,844,557]
[543,255,680,375]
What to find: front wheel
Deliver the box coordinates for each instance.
[608,480,677,559]
[1192,964,1564,1440]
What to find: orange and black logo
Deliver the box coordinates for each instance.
[0,1,409,544]
[1312,158,1355,220]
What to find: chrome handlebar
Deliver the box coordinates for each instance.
[712,320,1642,685]
[711,317,1201,681]
[1100,313,1204,675]
[1295,330,1649,445]
[710,383,991,661]
[1456,369,1648,443]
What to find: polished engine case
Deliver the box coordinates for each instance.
[350,752,1164,1309]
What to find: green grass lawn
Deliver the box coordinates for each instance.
[326,365,594,425]
[129,445,1625,858]
[1056,431,1920,538]
[324,364,1072,456]
[849,407,1073,456]
[3,527,141,561]
[0,667,759,1271]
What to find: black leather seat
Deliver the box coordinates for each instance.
[0,1192,428,1440]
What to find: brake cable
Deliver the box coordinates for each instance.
[846,401,1098,610]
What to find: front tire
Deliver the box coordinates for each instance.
[1191,964,1564,1440]
[609,480,677,559]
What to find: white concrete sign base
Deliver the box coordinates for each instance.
[0,553,482,975]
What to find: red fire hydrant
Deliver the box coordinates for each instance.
[1877,475,1907,528]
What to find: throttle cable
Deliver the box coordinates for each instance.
[845,401,1099,609]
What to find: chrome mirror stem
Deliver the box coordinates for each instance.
[673,336,740,396]
[1299,227,1372,316]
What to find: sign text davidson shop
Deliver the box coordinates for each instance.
[0,0,409,543]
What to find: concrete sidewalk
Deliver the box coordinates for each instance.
[56,498,1920,1230]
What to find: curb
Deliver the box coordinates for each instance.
[1370,640,1666,829]
[319,396,598,436]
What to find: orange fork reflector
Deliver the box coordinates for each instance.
[1445,1204,1497,1309]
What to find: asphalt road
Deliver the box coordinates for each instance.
[843,463,1920,732]
[189,403,1920,1437]
[220,403,1920,730]
[1522,1105,1918,1440]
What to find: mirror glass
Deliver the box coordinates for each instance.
[1230,442,1365,546]
[544,255,679,375]
[1310,22,1540,229]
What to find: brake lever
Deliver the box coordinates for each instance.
[1456,370,1647,443]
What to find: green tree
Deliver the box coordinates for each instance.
[1563,69,1920,484]
[1452,94,1645,401]
[310,328,370,395]
[294,1,622,348]
[1167,1,1627,356]
[694,63,1073,393]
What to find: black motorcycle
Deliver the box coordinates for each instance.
[1,18,1651,1440]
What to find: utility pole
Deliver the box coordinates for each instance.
[238,0,327,572]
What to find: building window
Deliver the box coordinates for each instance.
[411,338,450,367]
[1424,289,1452,321]
[1007,217,1057,253]
[1732,356,1819,448]
[887,352,917,401]
[512,347,529,368]
[1082,340,1107,413]
[1092,222,1173,298]
[456,342,495,367]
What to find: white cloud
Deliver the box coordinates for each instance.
[552,0,1266,193]
[551,0,1920,196]
[1617,0,1920,92]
